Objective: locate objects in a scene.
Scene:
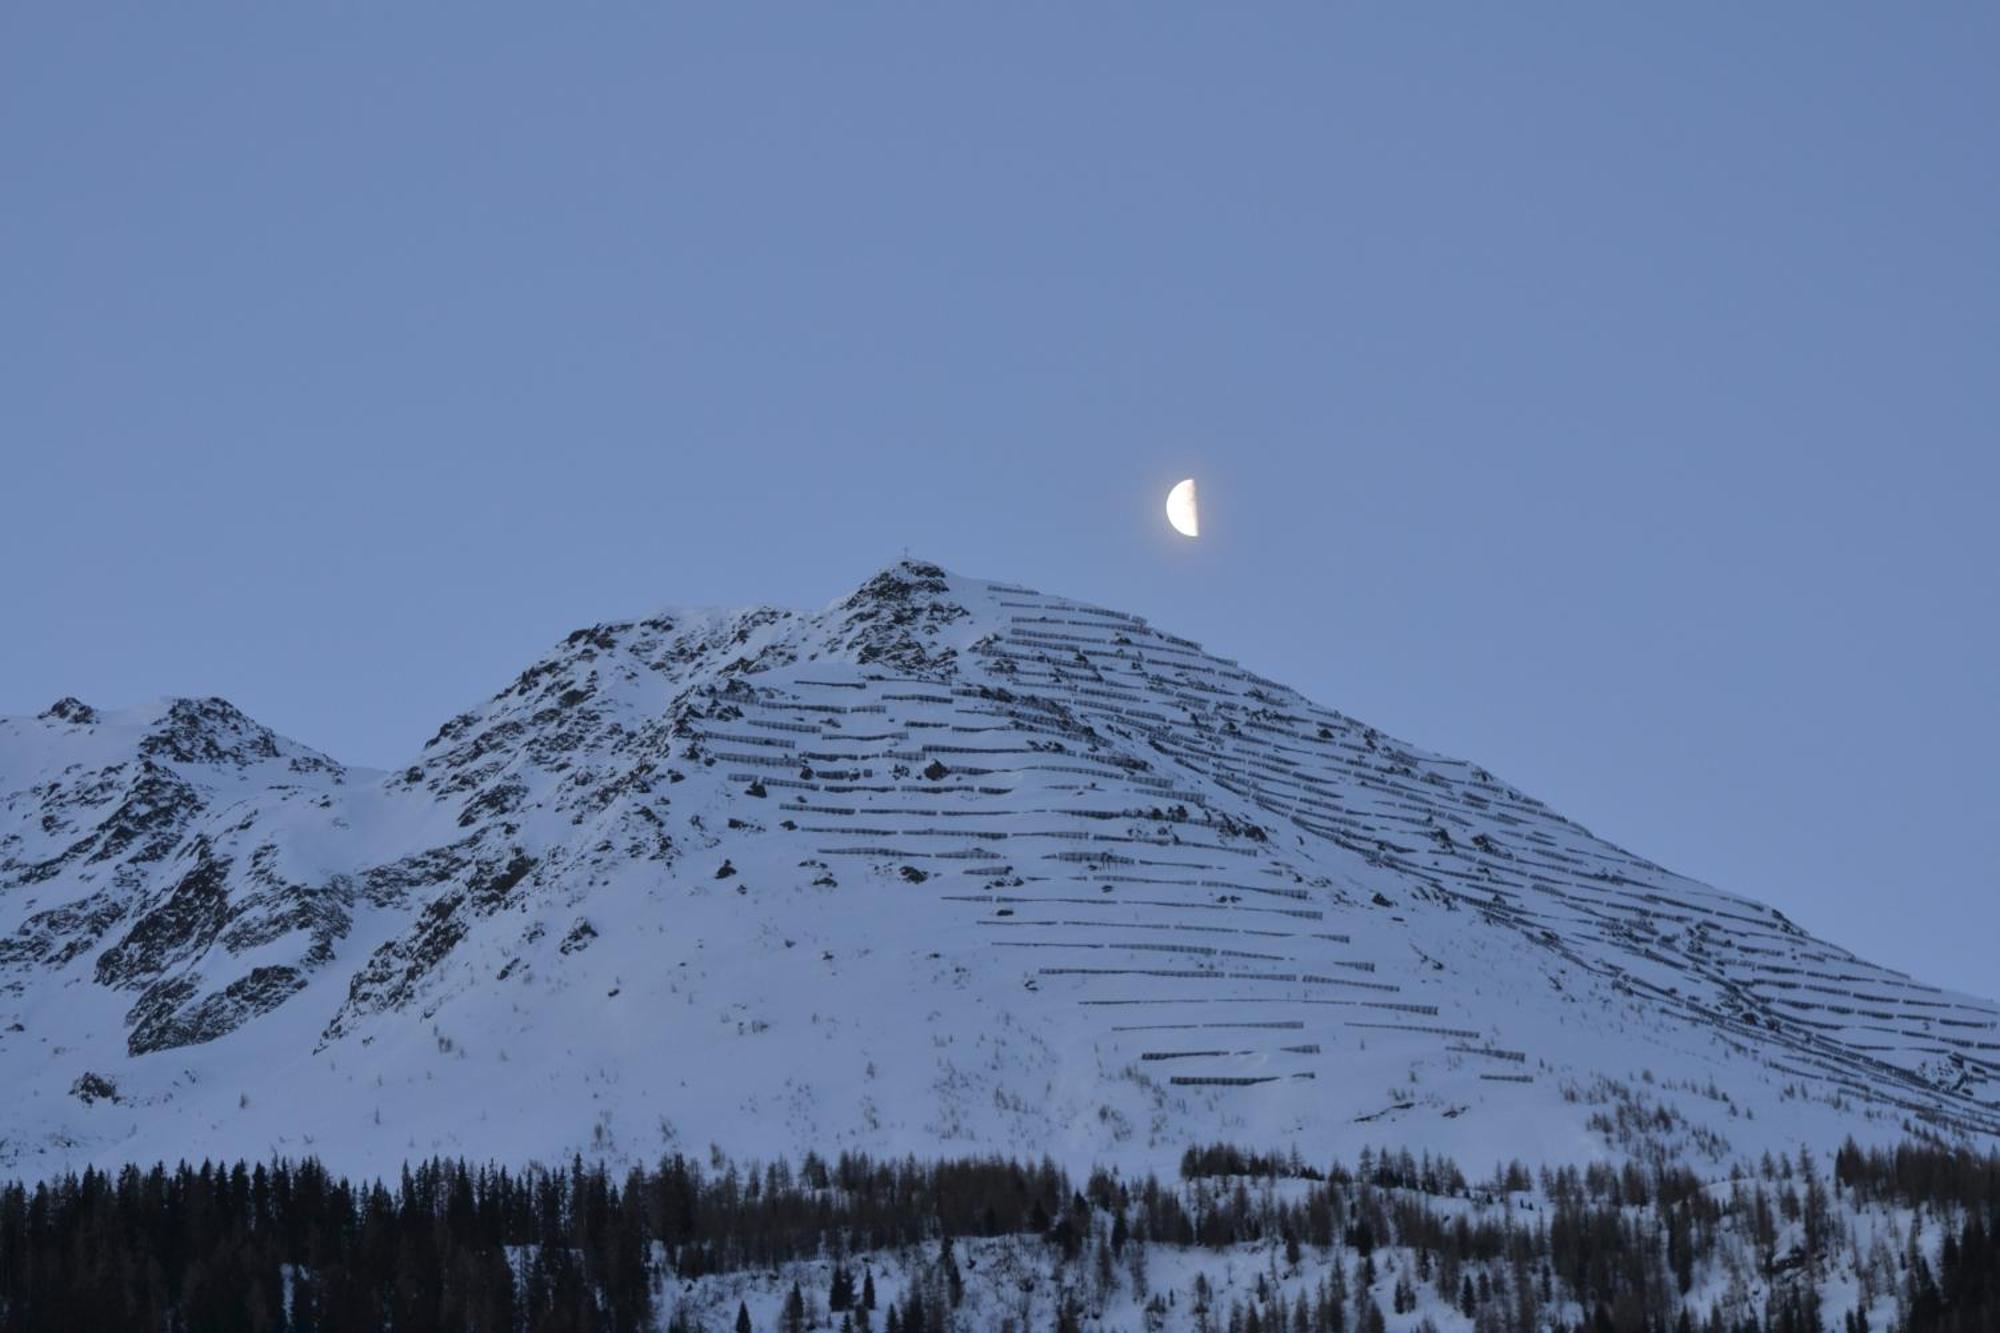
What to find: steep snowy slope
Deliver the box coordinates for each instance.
[2,562,1994,1177]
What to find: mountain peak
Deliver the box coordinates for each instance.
[821,559,974,675]
[132,696,343,776]
[39,696,99,725]
[840,557,955,603]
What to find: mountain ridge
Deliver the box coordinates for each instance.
[2,560,1994,1177]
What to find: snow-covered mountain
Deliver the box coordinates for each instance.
[3,561,1994,1177]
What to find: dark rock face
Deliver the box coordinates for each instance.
[318,850,536,1046]
[139,698,279,765]
[357,840,484,909]
[2,762,204,895]
[127,966,307,1056]
[829,561,969,675]
[0,890,129,968]
[121,977,199,1055]
[95,844,234,991]
[40,698,98,726]
[137,698,341,775]
[218,880,350,968]
[85,765,206,871]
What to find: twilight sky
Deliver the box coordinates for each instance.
[3,8,1995,999]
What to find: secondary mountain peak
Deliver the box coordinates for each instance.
[38,696,99,726]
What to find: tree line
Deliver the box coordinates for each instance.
[0,1140,1993,1332]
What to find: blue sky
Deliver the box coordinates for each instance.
[4,7,1994,998]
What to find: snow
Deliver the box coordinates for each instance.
[0,560,1994,1179]
[648,1174,1950,1333]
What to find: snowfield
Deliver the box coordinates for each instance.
[2,560,1994,1178]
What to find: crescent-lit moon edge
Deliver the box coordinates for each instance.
[1166,478,1199,537]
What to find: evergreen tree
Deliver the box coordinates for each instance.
[942,1234,963,1307]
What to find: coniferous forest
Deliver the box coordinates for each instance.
[0,1141,1994,1333]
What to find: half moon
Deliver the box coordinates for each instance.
[1165,478,1199,537]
